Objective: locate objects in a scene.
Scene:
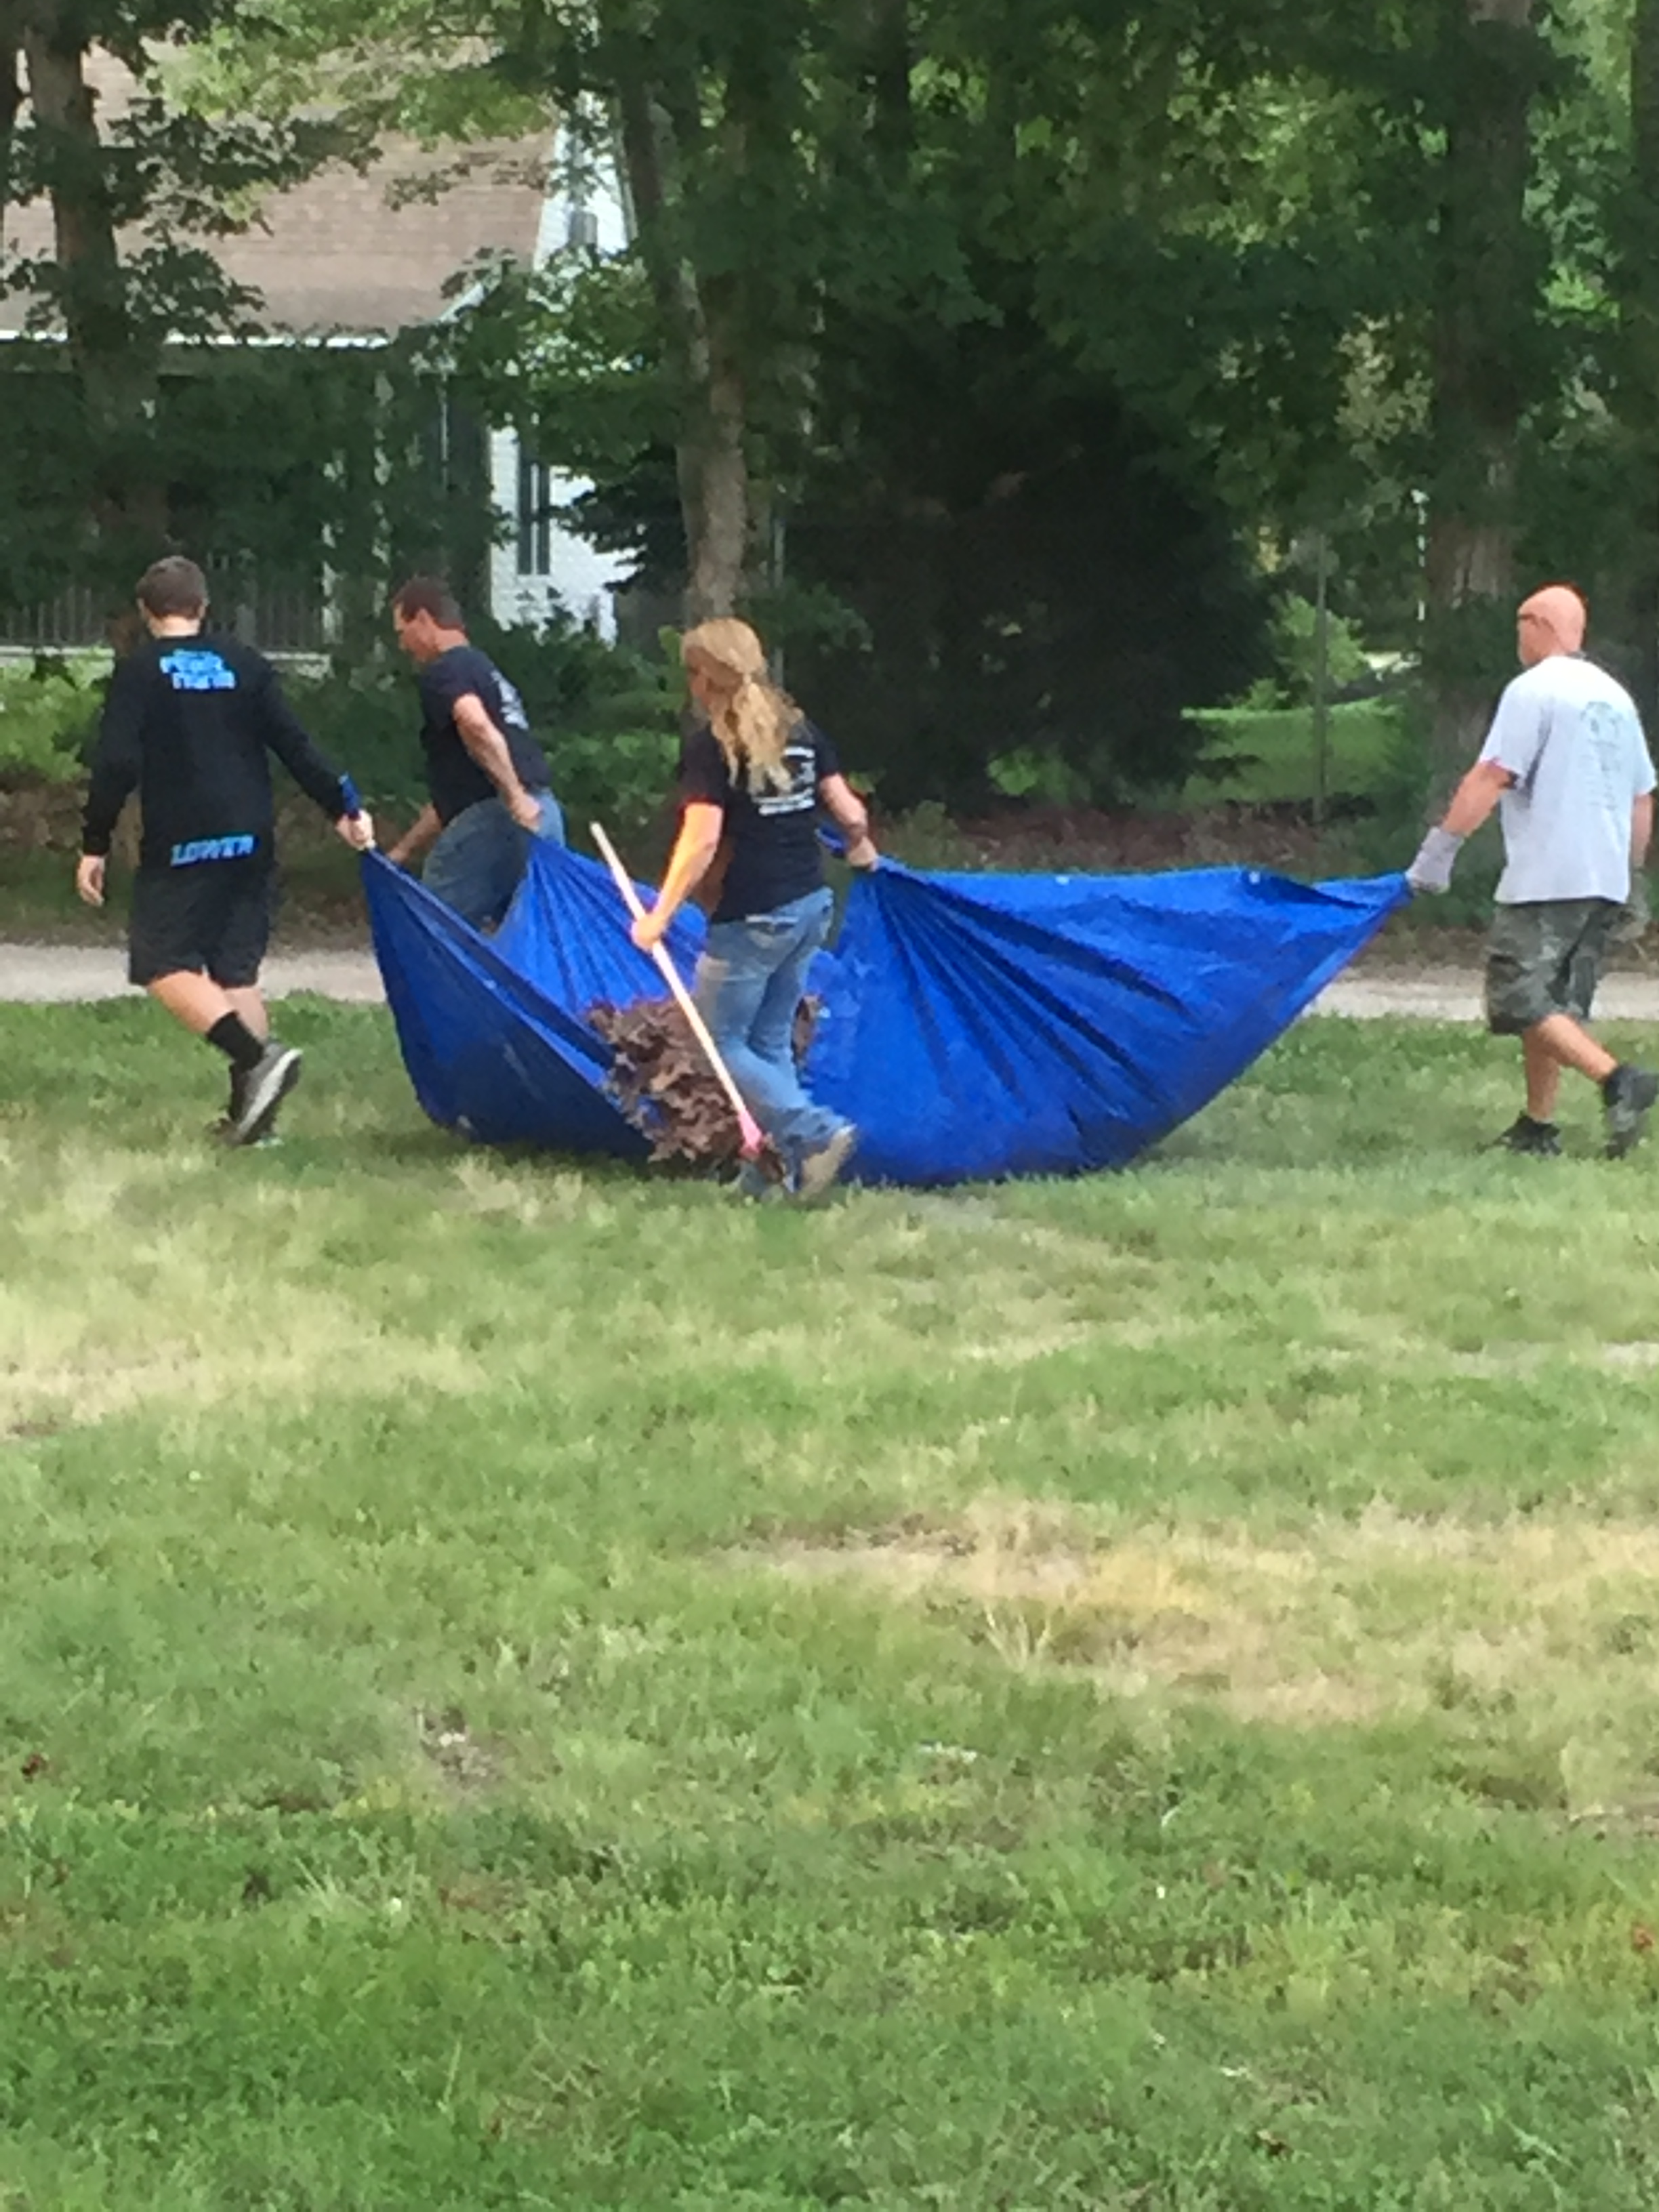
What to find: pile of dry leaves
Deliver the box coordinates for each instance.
[589,994,819,1177]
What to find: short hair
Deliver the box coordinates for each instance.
[392,575,464,628]
[136,556,208,619]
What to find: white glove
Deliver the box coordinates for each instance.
[1406,825,1464,895]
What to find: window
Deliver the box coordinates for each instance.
[516,452,554,577]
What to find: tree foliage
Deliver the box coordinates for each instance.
[7,0,1659,807]
[1,0,340,613]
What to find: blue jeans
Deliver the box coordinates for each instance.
[424,791,564,930]
[695,887,842,1166]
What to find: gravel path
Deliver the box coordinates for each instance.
[3,939,1658,1023]
[1311,972,1659,1022]
[0,943,386,1006]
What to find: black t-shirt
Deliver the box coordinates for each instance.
[678,718,839,923]
[418,644,552,825]
[82,631,348,872]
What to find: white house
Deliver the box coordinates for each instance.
[486,156,633,639]
[1,66,636,649]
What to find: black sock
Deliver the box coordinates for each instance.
[206,1013,267,1072]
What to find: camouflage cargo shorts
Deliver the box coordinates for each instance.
[1485,898,1622,1036]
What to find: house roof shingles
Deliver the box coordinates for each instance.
[0,58,550,339]
[209,147,550,336]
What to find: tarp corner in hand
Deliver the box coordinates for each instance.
[366,842,1407,1183]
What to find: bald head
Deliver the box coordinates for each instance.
[1517,584,1587,666]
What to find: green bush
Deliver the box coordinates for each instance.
[485,619,682,841]
[281,663,423,811]
[1237,593,1372,711]
[987,748,1092,806]
[0,655,105,785]
[879,800,986,871]
[1183,700,1402,808]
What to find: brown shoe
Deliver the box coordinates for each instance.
[794,1124,857,1203]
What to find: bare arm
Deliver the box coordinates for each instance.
[1634,792,1653,871]
[386,804,443,869]
[1441,758,1514,838]
[632,802,726,950]
[453,693,538,826]
[819,771,878,867]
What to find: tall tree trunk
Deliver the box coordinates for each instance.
[614,54,752,623]
[1616,0,1659,723]
[22,8,167,605]
[687,293,750,621]
[321,355,392,663]
[1423,0,1544,802]
[0,4,22,261]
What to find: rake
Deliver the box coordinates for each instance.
[590,820,766,1161]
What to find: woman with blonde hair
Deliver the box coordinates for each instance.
[631,617,877,1197]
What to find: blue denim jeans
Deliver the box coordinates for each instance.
[695,887,842,1166]
[424,790,564,930]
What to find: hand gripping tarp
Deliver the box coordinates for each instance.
[363,844,1407,1183]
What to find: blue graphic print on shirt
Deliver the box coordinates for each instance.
[169,833,259,867]
[160,649,239,693]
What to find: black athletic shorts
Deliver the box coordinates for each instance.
[127,860,276,989]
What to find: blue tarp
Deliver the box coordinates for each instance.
[364,844,1407,1183]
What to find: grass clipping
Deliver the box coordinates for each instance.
[590,994,818,1177]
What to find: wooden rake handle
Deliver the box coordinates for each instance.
[590,821,766,1160]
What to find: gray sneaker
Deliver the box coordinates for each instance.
[230,1042,303,1147]
[794,1124,857,1204]
[1603,1065,1659,1159]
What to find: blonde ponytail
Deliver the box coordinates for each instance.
[681,618,802,796]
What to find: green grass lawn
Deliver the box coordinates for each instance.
[7,1000,1659,2208]
[1184,702,1403,810]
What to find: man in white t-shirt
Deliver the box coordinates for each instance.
[1408,583,1658,1157]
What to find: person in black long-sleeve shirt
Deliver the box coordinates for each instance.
[77,556,374,1145]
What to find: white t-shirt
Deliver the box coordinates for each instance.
[1479,655,1656,905]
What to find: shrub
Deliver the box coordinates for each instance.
[1237,594,1373,712]
[485,619,682,841]
[0,655,105,786]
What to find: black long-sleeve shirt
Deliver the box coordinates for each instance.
[82,631,349,871]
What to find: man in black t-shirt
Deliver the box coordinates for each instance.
[385,577,564,929]
[77,556,374,1145]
